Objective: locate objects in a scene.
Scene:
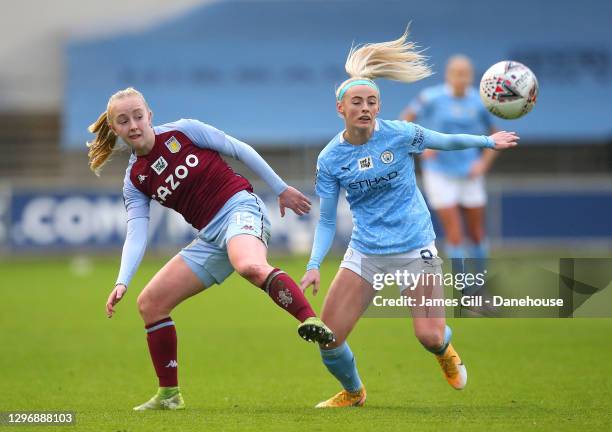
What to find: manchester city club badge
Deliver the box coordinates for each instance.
[381,150,394,164]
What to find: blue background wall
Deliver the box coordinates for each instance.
[65,0,612,148]
[4,188,612,252]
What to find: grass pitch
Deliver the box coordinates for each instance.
[1,255,611,431]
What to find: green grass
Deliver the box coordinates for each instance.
[1,255,611,431]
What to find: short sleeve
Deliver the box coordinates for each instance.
[314,160,339,199]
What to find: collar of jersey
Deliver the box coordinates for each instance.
[339,119,380,144]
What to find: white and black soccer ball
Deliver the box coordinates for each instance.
[479,61,539,119]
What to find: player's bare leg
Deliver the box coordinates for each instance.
[462,205,488,260]
[137,255,207,324]
[134,255,207,411]
[408,279,467,390]
[227,234,335,344]
[320,269,375,348]
[315,269,371,408]
[462,206,485,245]
[436,206,465,258]
[460,204,490,303]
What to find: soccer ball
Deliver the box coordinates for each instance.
[479,61,538,119]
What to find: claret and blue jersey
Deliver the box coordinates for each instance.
[315,119,436,255]
[123,119,253,230]
[115,118,288,287]
[122,118,287,230]
[410,84,494,177]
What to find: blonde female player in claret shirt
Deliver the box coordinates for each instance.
[87,87,335,411]
[300,30,518,408]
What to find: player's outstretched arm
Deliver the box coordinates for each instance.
[278,186,312,217]
[488,131,519,150]
[107,217,149,318]
[469,127,501,178]
[421,125,519,152]
[179,120,290,196]
[223,135,290,196]
[219,134,310,216]
[223,137,311,216]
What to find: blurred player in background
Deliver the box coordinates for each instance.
[401,55,497,260]
[87,88,335,411]
[300,31,518,407]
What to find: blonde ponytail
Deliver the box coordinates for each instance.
[337,28,432,100]
[86,87,148,176]
[87,111,118,176]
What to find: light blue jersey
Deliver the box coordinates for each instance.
[315,119,432,255]
[410,84,494,177]
[309,119,493,265]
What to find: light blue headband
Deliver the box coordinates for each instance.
[336,79,380,101]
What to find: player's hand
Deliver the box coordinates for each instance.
[489,131,519,150]
[300,269,321,296]
[468,159,489,178]
[421,149,437,160]
[106,284,127,318]
[278,186,311,217]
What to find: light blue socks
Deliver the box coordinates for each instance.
[466,241,488,260]
[320,342,362,392]
[445,243,465,259]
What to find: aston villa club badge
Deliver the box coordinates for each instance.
[164,136,181,153]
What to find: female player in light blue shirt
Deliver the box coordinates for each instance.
[402,55,498,260]
[300,30,518,407]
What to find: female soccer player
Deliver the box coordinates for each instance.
[401,55,497,261]
[300,31,518,407]
[88,87,335,411]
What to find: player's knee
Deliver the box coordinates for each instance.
[235,262,268,284]
[137,292,171,323]
[137,291,162,319]
[415,327,445,351]
[136,292,150,318]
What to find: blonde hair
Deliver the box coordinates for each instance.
[86,87,148,176]
[336,28,432,100]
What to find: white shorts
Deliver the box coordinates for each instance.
[340,241,443,293]
[422,169,487,209]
